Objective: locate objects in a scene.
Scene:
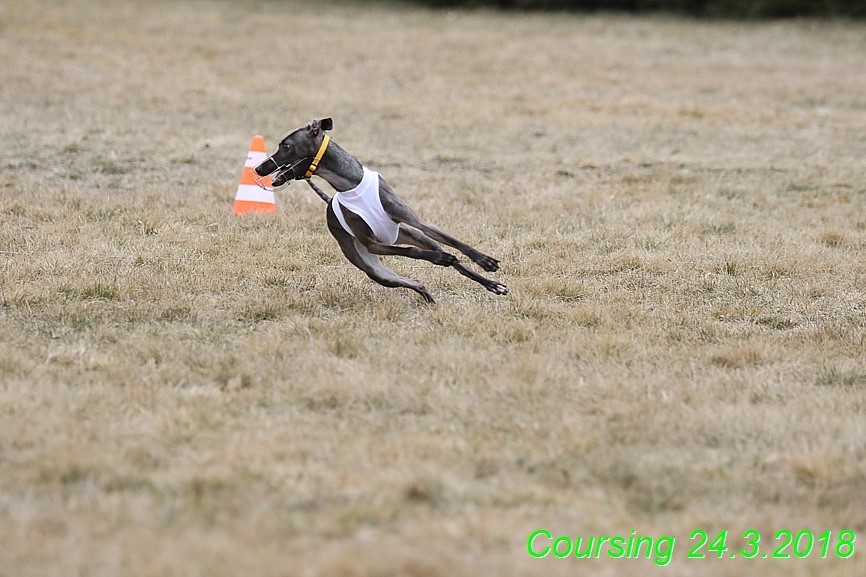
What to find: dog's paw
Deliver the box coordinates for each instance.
[487,282,508,296]
[475,254,500,273]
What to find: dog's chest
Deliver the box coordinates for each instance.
[332,167,400,245]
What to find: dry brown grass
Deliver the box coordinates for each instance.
[2,1,865,575]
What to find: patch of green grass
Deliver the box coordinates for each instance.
[816,367,866,388]
[58,282,119,301]
[755,316,797,330]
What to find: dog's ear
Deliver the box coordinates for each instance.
[308,118,333,136]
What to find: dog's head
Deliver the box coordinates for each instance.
[254,117,333,189]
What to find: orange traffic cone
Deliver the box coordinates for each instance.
[232,135,276,214]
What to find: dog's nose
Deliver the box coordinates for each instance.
[255,157,278,176]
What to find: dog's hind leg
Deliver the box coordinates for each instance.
[396,225,440,250]
[379,185,501,273]
[327,212,435,303]
[359,239,459,268]
[450,261,508,295]
[397,226,508,296]
[411,220,501,273]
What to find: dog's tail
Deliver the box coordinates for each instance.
[306,179,331,203]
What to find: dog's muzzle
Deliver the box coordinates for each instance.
[254,156,311,190]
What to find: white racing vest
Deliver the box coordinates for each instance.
[332,167,400,245]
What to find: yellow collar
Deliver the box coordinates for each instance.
[305,134,330,179]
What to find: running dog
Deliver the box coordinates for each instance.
[254,117,507,303]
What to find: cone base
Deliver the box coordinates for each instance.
[232,201,277,215]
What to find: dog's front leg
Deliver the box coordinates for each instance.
[327,207,435,303]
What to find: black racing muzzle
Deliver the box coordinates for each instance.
[253,133,330,190]
[254,156,313,190]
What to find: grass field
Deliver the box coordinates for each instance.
[2,1,865,575]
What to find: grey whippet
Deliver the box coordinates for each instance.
[254,117,508,304]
